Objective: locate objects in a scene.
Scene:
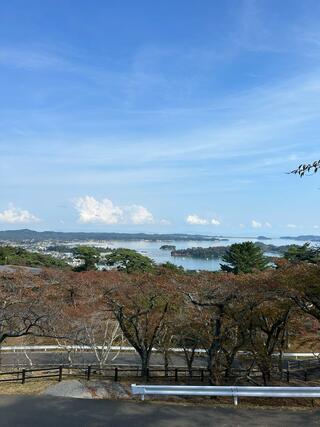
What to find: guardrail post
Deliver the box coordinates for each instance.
[200,369,204,382]
[304,370,308,382]
[114,367,118,382]
[58,366,63,382]
[234,396,238,406]
[175,368,178,382]
[21,369,26,384]
[87,365,91,381]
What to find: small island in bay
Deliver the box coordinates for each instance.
[281,235,320,242]
[171,242,294,259]
[160,245,176,250]
[171,246,227,259]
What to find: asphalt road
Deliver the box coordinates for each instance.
[0,351,207,368]
[0,396,318,427]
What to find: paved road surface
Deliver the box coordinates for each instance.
[0,396,318,427]
[0,351,206,368]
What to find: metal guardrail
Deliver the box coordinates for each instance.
[131,384,320,405]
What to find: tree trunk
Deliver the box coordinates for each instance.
[163,351,169,377]
[207,348,221,385]
[140,351,151,378]
[207,307,223,385]
[224,352,236,380]
[183,349,195,378]
[260,362,271,386]
[262,371,267,386]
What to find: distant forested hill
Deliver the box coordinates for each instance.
[0,229,224,242]
[171,242,293,259]
[281,235,320,242]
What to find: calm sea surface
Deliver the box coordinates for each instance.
[70,237,312,272]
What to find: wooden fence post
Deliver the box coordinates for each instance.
[87,365,91,381]
[22,369,26,384]
[114,367,118,382]
[58,366,63,382]
[286,369,290,383]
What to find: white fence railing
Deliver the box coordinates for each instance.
[0,345,135,352]
[0,345,319,359]
[131,384,320,405]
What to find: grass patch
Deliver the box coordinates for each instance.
[0,380,56,395]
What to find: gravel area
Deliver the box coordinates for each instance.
[43,380,93,399]
[43,380,131,399]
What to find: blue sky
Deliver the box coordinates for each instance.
[1,0,320,236]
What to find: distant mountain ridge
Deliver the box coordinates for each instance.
[280,235,320,242]
[1,229,319,243]
[0,229,224,242]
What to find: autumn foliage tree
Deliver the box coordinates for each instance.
[0,270,58,345]
[104,272,177,377]
[184,272,243,384]
[241,276,293,384]
[280,263,320,353]
[1,260,319,387]
[173,304,204,377]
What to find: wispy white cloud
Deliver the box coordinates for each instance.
[0,46,68,70]
[159,219,171,225]
[3,68,320,180]
[126,204,154,225]
[235,0,285,53]
[211,218,221,226]
[251,219,262,228]
[186,214,208,225]
[2,9,320,232]
[287,223,297,229]
[185,215,220,226]
[0,203,39,224]
[251,220,272,228]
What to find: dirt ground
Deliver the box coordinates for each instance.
[0,380,57,395]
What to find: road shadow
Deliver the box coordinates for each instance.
[0,395,318,427]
